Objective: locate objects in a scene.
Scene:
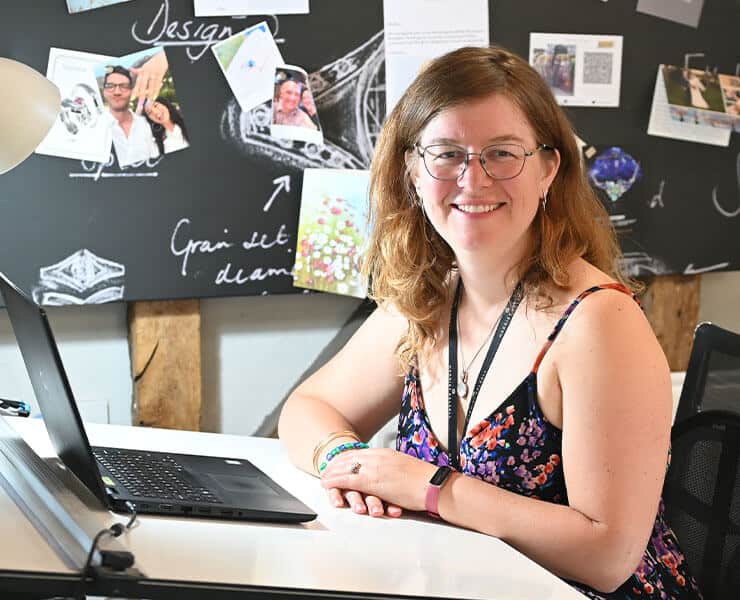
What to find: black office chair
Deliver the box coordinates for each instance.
[662,410,740,600]
[674,322,740,425]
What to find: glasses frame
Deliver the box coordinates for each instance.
[415,142,554,181]
[103,82,132,91]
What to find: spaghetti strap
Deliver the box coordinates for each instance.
[530,283,637,374]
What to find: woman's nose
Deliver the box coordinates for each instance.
[457,154,491,188]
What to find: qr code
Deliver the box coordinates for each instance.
[583,52,613,84]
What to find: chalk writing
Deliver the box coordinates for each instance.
[131,0,281,62]
[684,262,730,275]
[264,175,291,212]
[649,180,665,208]
[69,152,162,181]
[711,152,740,218]
[242,224,290,250]
[169,218,293,286]
[170,218,235,276]
[216,264,293,285]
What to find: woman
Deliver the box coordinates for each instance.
[279,46,701,599]
[144,97,190,154]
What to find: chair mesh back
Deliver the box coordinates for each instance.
[663,411,740,600]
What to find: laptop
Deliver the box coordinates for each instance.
[0,273,316,523]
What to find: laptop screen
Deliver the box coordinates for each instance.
[0,273,108,505]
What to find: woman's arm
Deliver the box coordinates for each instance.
[278,305,408,475]
[321,290,672,593]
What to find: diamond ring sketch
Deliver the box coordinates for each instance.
[32,249,125,306]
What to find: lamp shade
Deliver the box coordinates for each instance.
[0,58,61,175]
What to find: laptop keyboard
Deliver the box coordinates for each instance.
[93,447,223,504]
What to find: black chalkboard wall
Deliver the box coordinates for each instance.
[0,0,738,306]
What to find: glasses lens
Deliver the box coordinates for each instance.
[423,145,466,180]
[481,144,526,179]
[104,83,131,91]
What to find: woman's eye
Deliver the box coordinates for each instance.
[435,150,463,160]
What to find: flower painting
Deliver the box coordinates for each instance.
[293,169,371,298]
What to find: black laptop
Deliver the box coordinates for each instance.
[0,273,316,523]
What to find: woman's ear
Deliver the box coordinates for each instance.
[404,148,421,190]
[540,147,561,191]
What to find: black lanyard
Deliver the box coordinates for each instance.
[447,279,524,470]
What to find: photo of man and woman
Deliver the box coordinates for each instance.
[94,47,189,167]
[270,65,323,144]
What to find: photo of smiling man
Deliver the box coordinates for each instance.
[95,47,188,167]
[270,65,323,144]
[101,65,159,166]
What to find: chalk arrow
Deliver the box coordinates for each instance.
[264,175,291,212]
[684,262,730,275]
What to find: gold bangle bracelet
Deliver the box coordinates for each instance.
[312,429,360,474]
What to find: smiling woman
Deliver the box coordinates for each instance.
[278,45,703,600]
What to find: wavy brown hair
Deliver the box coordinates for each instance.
[364,45,628,367]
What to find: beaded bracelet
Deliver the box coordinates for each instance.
[318,441,369,473]
[312,430,360,474]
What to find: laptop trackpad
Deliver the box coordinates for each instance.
[210,473,279,496]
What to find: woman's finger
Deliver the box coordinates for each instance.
[326,487,345,508]
[343,489,367,514]
[363,494,385,517]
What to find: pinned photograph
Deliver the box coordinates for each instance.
[270,65,323,144]
[67,0,132,13]
[662,65,726,113]
[293,169,371,298]
[661,65,733,130]
[719,74,740,131]
[531,44,575,96]
[212,21,285,112]
[35,48,114,163]
[94,47,189,167]
[529,33,623,107]
[647,65,731,147]
[194,0,309,17]
[587,147,642,203]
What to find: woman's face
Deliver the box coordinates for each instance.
[145,101,171,125]
[408,93,559,259]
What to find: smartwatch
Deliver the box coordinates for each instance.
[425,465,453,518]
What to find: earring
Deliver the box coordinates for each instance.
[541,189,548,212]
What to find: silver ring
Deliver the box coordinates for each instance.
[350,461,362,475]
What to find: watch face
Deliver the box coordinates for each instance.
[430,465,452,486]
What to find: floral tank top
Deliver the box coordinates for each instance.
[396,284,702,600]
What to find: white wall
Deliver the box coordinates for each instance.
[0,293,361,435]
[1,271,737,435]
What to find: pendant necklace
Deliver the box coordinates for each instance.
[447,278,524,470]
[455,308,502,399]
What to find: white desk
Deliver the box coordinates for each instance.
[2,418,586,599]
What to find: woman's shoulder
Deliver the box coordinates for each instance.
[548,258,645,341]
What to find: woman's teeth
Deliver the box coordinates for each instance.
[456,203,503,213]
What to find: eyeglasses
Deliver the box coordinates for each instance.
[103,82,132,91]
[415,142,554,181]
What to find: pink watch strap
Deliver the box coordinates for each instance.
[425,483,443,518]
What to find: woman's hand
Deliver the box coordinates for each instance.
[320,448,437,514]
[130,51,169,111]
[324,487,404,518]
